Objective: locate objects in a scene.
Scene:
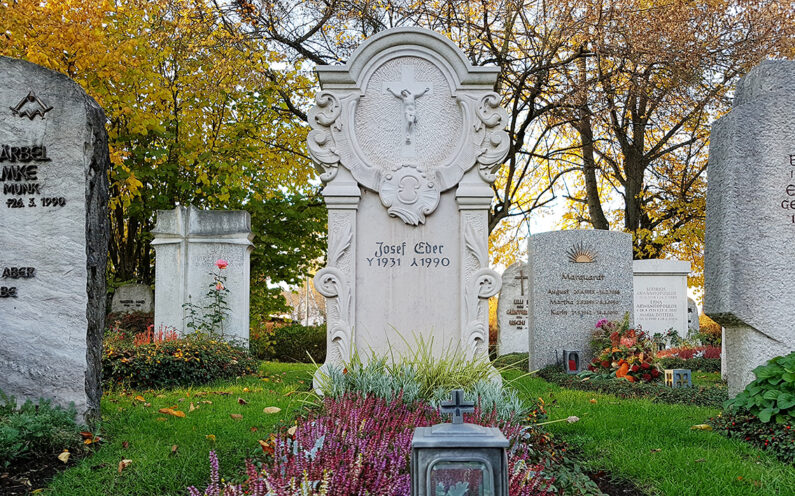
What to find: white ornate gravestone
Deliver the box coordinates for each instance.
[705,60,795,396]
[497,262,530,355]
[152,206,253,343]
[0,57,109,420]
[527,230,634,371]
[633,259,691,338]
[308,28,508,386]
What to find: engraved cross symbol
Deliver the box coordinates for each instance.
[440,389,474,425]
[514,268,529,296]
[384,66,433,145]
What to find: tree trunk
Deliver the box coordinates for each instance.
[576,56,609,230]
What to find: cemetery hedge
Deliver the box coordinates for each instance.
[250,323,326,363]
[536,366,728,408]
[658,356,721,373]
[102,335,257,389]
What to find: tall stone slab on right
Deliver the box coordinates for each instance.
[705,60,795,397]
[527,230,634,371]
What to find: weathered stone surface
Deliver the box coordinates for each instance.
[497,262,529,356]
[527,230,633,371]
[687,297,700,335]
[308,28,509,388]
[0,56,109,421]
[110,283,153,314]
[152,206,253,343]
[633,259,690,337]
[705,60,795,396]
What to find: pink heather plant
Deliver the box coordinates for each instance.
[189,394,552,496]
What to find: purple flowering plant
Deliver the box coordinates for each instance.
[189,393,554,496]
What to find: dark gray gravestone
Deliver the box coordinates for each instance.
[527,230,633,371]
[0,57,109,420]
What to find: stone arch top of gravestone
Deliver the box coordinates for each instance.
[307,27,509,226]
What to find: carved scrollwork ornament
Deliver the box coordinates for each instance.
[307,91,343,183]
[314,267,352,364]
[379,165,440,225]
[474,93,510,183]
[473,268,502,299]
[314,267,345,298]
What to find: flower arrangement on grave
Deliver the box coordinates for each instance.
[586,315,662,383]
[183,259,231,338]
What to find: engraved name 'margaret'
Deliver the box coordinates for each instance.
[0,145,51,163]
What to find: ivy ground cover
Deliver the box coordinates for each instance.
[504,369,795,496]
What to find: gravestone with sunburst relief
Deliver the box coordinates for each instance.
[527,230,633,371]
[306,27,509,388]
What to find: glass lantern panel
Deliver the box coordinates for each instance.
[428,460,493,496]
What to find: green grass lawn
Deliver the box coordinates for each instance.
[40,362,794,496]
[45,363,315,496]
[504,369,795,496]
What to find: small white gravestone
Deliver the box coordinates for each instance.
[497,262,530,355]
[705,60,795,396]
[527,230,634,371]
[110,283,153,314]
[633,259,690,338]
[0,56,109,420]
[687,297,700,336]
[307,27,509,386]
[152,206,253,343]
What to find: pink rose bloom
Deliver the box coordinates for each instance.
[620,336,636,348]
[215,259,228,269]
[215,282,224,291]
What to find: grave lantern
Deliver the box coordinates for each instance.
[411,390,508,496]
[562,350,581,374]
[664,369,692,388]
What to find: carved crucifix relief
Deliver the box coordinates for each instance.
[515,268,529,296]
[384,66,433,150]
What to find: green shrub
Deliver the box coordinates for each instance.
[102,334,257,389]
[255,323,326,363]
[725,352,795,424]
[317,343,530,419]
[538,366,728,408]
[659,356,721,373]
[0,391,85,467]
[710,412,794,463]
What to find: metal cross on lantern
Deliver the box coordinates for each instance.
[411,388,509,495]
[440,389,475,424]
